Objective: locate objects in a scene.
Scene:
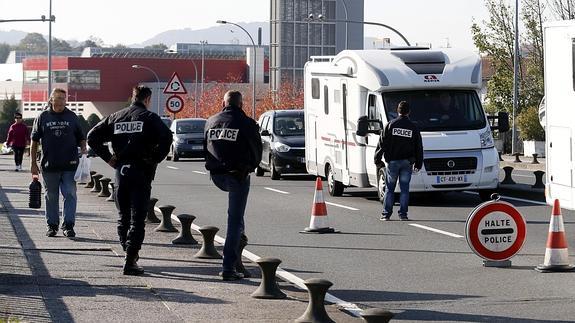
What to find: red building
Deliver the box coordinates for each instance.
[22,53,268,118]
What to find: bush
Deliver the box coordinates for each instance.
[517,106,545,141]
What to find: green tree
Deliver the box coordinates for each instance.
[0,95,20,142]
[144,43,168,50]
[86,113,101,130]
[113,44,128,49]
[82,39,100,48]
[517,105,545,140]
[0,43,12,64]
[18,32,47,52]
[52,38,72,51]
[548,0,575,19]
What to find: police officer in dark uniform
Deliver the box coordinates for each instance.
[87,85,172,275]
[205,90,262,281]
[374,101,423,221]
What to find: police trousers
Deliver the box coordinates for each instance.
[115,164,153,253]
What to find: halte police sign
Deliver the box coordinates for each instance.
[465,198,526,265]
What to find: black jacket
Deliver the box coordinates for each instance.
[204,106,262,176]
[87,102,172,169]
[374,115,423,169]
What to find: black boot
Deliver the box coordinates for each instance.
[123,250,144,276]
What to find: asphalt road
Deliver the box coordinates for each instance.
[499,168,546,186]
[91,157,573,322]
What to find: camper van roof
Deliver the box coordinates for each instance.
[306,48,481,92]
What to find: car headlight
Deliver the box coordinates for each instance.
[274,142,291,152]
[480,129,494,148]
[176,138,186,144]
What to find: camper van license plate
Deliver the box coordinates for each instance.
[436,175,467,184]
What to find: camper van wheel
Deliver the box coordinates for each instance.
[255,166,265,176]
[326,164,344,196]
[270,158,281,180]
[377,168,386,202]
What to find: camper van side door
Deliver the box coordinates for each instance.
[365,93,383,185]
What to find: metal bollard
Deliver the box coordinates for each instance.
[531,153,540,164]
[533,170,545,189]
[146,198,161,223]
[251,257,286,299]
[498,151,504,162]
[172,214,198,245]
[106,182,115,202]
[360,308,395,323]
[295,278,335,323]
[154,205,178,232]
[194,226,222,259]
[235,233,251,278]
[513,153,522,163]
[98,178,112,197]
[501,166,516,185]
[90,174,103,193]
[85,171,97,188]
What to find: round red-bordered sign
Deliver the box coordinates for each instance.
[465,200,526,261]
[166,95,184,114]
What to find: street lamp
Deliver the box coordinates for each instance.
[314,16,411,46]
[338,0,349,50]
[217,20,257,119]
[190,59,199,117]
[131,64,161,115]
[512,0,520,155]
[200,40,207,103]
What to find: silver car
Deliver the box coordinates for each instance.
[167,118,206,161]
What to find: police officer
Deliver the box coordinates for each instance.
[374,101,423,221]
[205,90,262,281]
[87,85,172,275]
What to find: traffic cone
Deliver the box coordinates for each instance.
[301,177,337,234]
[536,199,575,272]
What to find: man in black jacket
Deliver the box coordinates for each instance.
[374,101,423,221]
[205,90,262,281]
[87,85,172,275]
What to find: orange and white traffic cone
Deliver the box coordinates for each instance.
[301,177,337,234]
[536,199,575,272]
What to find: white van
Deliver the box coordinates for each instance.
[543,20,575,209]
[304,48,509,201]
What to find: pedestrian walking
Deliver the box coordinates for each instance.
[87,85,171,276]
[374,101,423,221]
[30,88,87,237]
[204,90,262,281]
[6,112,29,171]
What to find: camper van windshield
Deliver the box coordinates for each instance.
[382,90,487,132]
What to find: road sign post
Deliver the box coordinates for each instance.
[166,95,184,115]
[465,198,526,268]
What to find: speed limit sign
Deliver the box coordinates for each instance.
[166,95,184,114]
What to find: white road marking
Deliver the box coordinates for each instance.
[325,201,359,211]
[409,223,464,238]
[264,187,290,194]
[166,166,179,170]
[193,171,207,175]
[464,191,548,206]
[162,208,363,318]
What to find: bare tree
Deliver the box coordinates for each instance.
[547,0,575,19]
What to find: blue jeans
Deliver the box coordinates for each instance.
[211,173,250,273]
[42,171,77,229]
[382,159,412,218]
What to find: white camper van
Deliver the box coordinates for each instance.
[544,20,575,209]
[304,48,509,201]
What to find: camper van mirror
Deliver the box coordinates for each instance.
[261,129,271,136]
[357,116,369,136]
[497,112,510,132]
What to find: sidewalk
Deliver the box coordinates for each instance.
[499,153,545,171]
[0,155,357,323]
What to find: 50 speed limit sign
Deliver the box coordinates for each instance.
[465,199,526,262]
[166,95,184,114]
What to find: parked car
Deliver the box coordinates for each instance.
[256,109,306,179]
[167,118,206,161]
[161,116,172,129]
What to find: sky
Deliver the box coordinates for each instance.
[0,0,491,51]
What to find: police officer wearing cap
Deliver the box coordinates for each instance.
[87,85,172,275]
[205,90,262,281]
[374,101,423,221]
